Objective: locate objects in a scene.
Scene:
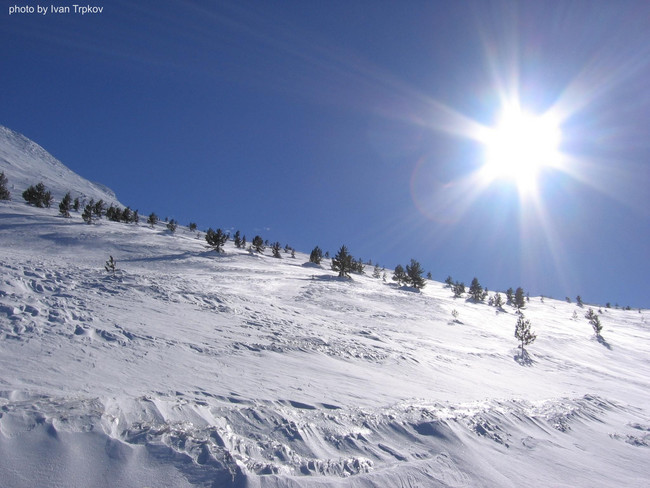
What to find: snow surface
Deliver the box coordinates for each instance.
[1,128,649,487]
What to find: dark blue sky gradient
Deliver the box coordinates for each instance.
[2,0,649,307]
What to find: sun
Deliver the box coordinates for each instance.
[480,105,562,195]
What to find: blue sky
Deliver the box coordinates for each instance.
[2,0,649,308]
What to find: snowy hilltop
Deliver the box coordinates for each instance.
[0,127,649,487]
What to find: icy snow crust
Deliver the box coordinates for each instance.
[1,136,650,486]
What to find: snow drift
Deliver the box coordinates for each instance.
[1,128,649,487]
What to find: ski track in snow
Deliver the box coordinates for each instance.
[1,128,650,486]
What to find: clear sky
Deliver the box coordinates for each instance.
[2,0,649,308]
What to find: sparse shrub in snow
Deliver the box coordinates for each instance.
[572,310,579,320]
[167,219,178,233]
[406,259,426,289]
[291,249,296,258]
[309,246,323,265]
[22,182,53,208]
[104,255,117,275]
[451,309,460,323]
[585,308,603,337]
[576,295,584,307]
[59,192,72,217]
[373,264,381,279]
[427,271,432,280]
[0,172,10,200]
[492,292,504,309]
[147,212,158,228]
[189,222,197,232]
[392,264,407,286]
[252,235,265,254]
[206,228,228,252]
[515,314,536,354]
[331,245,353,278]
[445,275,454,288]
[271,242,282,258]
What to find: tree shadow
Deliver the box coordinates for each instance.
[597,335,612,350]
[514,348,535,366]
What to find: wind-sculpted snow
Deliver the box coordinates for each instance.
[1,188,650,485]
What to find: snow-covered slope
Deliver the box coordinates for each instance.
[0,125,119,205]
[1,130,649,487]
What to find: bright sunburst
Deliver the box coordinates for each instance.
[480,104,562,195]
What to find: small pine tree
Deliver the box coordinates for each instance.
[309,246,323,265]
[233,230,242,248]
[206,228,229,253]
[468,277,484,302]
[426,271,432,280]
[189,222,197,232]
[585,308,603,337]
[453,281,465,298]
[514,287,526,309]
[373,264,381,279]
[271,242,282,258]
[506,287,514,304]
[291,249,296,258]
[82,203,94,224]
[93,199,105,218]
[59,192,72,217]
[331,245,353,278]
[352,257,365,275]
[444,275,454,288]
[105,255,117,275]
[0,172,11,200]
[514,314,536,354]
[252,235,265,254]
[576,295,583,307]
[73,197,80,212]
[406,259,426,289]
[121,207,133,223]
[167,219,178,233]
[392,264,407,286]
[147,212,158,228]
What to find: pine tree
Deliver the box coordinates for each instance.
[469,277,484,302]
[73,197,80,212]
[189,222,197,232]
[233,230,242,248]
[373,264,381,279]
[392,264,407,286]
[576,295,583,307]
[352,257,365,275]
[0,172,10,200]
[493,292,504,309]
[585,308,603,338]
[206,228,229,252]
[445,275,454,288]
[167,219,178,233]
[331,245,353,278]
[514,314,536,354]
[252,235,265,254]
[59,192,72,217]
[105,255,117,275]
[309,246,323,265]
[506,287,514,304]
[514,287,526,309]
[93,199,105,218]
[271,242,282,258]
[406,259,426,289]
[82,203,94,224]
[147,212,158,228]
[23,182,52,207]
[121,207,133,223]
[453,281,465,298]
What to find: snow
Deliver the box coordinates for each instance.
[1,127,649,486]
